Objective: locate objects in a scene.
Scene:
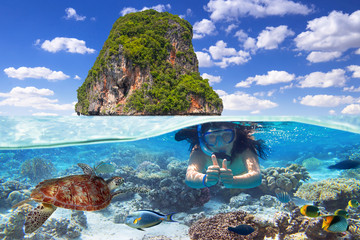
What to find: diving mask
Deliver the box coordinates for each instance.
[197,124,234,160]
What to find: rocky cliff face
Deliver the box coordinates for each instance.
[75,10,223,115]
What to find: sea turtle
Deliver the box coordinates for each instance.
[14,163,129,233]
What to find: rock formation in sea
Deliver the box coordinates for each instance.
[76,10,223,115]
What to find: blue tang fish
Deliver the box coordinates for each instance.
[228,224,255,235]
[125,210,176,231]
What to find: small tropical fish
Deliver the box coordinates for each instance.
[328,160,360,170]
[125,210,176,231]
[334,209,349,219]
[228,224,255,236]
[348,199,359,208]
[322,215,349,232]
[276,191,291,203]
[300,205,321,218]
[94,161,116,174]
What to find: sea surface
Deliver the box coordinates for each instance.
[1,115,360,240]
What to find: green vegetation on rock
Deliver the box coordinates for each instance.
[76,10,222,115]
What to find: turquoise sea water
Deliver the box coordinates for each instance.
[1,116,360,239]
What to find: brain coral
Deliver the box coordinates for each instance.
[188,210,278,240]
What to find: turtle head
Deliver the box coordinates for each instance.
[107,176,124,191]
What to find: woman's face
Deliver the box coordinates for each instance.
[203,125,235,155]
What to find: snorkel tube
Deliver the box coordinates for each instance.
[197,124,232,161]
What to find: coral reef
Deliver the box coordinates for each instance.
[255,164,310,196]
[0,179,31,208]
[147,160,210,212]
[0,204,32,240]
[188,210,278,240]
[340,168,360,180]
[295,178,360,210]
[301,157,322,171]
[20,157,55,183]
[274,206,349,240]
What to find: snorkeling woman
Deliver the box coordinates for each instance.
[175,122,267,189]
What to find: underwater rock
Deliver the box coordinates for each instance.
[294,178,360,210]
[188,210,278,240]
[259,195,281,208]
[229,193,253,208]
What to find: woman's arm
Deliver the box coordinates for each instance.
[231,149,262,189]
[185,148,207,188]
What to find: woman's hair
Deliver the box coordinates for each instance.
[175,121,268,160]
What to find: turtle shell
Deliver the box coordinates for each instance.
[30,175,112,211]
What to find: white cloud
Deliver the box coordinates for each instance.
[256,25,294,49]
[329,110,336,115]
[306,51,342,63]
[225,24,238,34]
[299,95,355,107]
[207,41,251,68]
[341,104,360,115]
[220,91,278,111]
[209,41,237,60]
[201,73,222,85]
[64,8,86,21]
[298,69,346,88]
[120,4,171,16]
[215,51,251,68]
[234,30,248,42]
[32,112,59,116]
[343,86,360,92]
[236,70,295,87]
[193,19,217,39]
[295,10,360,62]
[74,75,81,80]
[214,89,227,97]
[4,67,70,81]
[195,51,214,67]
[347,65,360,78]
[356,48,360,54]
[179,8,193,19]
[205,0,312,21]
[0,87,74,111]
[40,37,95,54]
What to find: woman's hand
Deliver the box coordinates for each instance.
[220,159,234,188]
[204,154,220,187]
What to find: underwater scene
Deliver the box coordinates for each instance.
[1,116,360,240]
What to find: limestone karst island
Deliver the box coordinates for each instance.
[75,10,223,116]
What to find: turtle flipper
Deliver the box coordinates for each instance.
[24,203,57,234]
[77,163,96,176]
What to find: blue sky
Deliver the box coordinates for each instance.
[0,0,359,116]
